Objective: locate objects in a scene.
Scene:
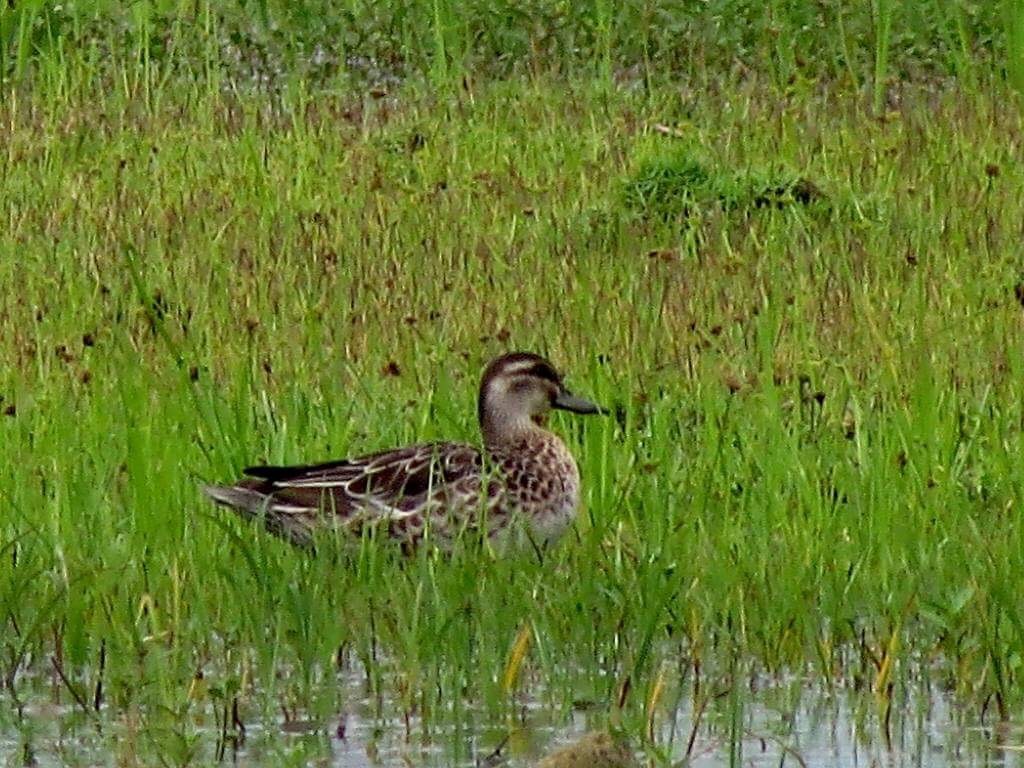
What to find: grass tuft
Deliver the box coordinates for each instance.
[622,147,828,222]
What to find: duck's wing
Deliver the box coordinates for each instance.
[203,442,484,547]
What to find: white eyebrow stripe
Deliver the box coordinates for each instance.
[498,359,540,375]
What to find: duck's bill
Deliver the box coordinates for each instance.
[553,390,608,415]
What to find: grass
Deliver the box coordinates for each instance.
[0,0,1016,91]
[2,4,1024,766]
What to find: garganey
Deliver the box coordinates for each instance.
[203,352,605,549]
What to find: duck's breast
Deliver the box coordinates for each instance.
[495,434,581,545]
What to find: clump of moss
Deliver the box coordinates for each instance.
[621,152,720,219]
[538,731,637,768]
[622,148,827,220]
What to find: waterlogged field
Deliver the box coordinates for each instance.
[3,3,1024,765]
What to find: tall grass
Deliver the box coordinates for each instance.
[872,0,896,114]
[2,66,1024,763]
[1005,0,1024,92]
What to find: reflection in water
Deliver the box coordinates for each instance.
[2,667,1022,767]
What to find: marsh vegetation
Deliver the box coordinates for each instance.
[2,1,1024,765]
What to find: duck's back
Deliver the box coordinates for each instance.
[205,442,484,547]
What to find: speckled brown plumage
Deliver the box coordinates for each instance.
[203,352,604,550]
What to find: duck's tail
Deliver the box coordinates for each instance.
[202,484,267,514]
[202,483,316,548]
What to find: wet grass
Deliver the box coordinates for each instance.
[2,25,1024,765]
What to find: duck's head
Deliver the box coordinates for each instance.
[477,352,605,442]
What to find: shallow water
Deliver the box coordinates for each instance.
[2,668,1021,767]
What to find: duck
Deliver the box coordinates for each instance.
[202,352,605,550]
